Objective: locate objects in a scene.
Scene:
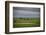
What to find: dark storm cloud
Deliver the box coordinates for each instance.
[13,7,40,18]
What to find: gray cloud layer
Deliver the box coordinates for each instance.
[13,7,40,18]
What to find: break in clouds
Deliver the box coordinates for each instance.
[13,7,40,18]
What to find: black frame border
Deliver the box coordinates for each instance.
[5,1,45,34]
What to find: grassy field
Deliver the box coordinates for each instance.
[13,18,40,28]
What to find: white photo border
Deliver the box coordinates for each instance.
[9,3,44,32]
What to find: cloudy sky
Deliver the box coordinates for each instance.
[13,7,40,18]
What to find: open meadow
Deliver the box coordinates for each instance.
[13,18,40,28]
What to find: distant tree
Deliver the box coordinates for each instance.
[24,18,25,20]
[20,18,22,19]
[27,18,29,20]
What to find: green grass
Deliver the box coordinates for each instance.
[13,18,40,28]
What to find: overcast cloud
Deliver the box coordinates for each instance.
[13,7,40,18]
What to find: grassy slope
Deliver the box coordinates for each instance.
[13,18,40,28]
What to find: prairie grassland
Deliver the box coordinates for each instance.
[13,18,40,28]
